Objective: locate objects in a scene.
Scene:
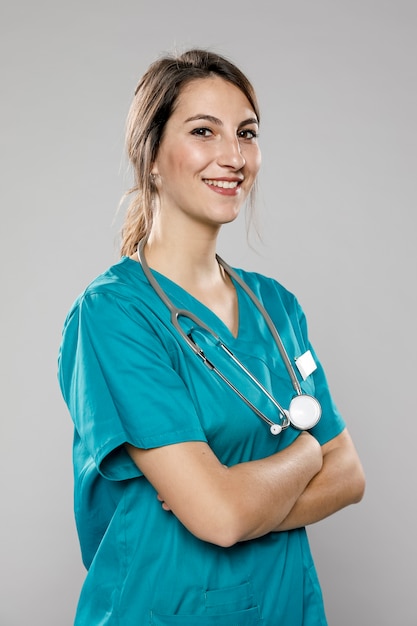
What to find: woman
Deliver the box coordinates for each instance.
[58,48,365,625]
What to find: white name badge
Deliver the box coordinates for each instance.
[295,350,317,380]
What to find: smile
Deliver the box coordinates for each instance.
[203,179,240,189]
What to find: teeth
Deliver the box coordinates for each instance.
[204,179,239,189]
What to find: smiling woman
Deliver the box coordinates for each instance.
[148,76,261,247]
[58,48,365,626]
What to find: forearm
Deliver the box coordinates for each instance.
[127,432,323,547]
[225,432,323,542]
[275,429,365,531]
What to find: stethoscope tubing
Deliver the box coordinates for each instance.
[137,239,320,434]
[216,255,303,397]
[138,241,288,428]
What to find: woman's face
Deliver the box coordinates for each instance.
[151,76,261,232]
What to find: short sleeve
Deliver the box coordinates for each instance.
[292,298,346,445]
[58,291,207,481]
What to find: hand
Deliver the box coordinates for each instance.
[157,493,171,511]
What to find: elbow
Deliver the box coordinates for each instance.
[189,501,257,549]
[352,466,366,504]
[206,526,258,549]
[191,526,240,549]
[208,530,241,549]
[345,458,366,506]
[193,513,246,549]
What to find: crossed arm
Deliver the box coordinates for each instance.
[126,428,365,547]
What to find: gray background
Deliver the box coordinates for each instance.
[1,1,416,625]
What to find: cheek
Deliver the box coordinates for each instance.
[252,148,262,175]
[242,146,261,178]
[186,143,213,166]
[167,146,211,177]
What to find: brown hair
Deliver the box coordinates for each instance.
[120,48,260,257]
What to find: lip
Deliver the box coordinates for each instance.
[203,177,244,196]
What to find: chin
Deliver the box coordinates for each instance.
[212,205,242,225]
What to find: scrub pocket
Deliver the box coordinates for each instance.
[150,581,262,625]
[149,606,261,625]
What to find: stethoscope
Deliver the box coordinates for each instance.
[138,239,321,435]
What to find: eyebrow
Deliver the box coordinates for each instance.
[184,114,259,127]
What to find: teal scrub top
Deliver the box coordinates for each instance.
[58,256,345,626]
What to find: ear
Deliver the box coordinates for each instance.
[150,159,159,176]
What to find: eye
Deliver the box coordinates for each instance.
[191,127,213,137]
[238,128,259,140]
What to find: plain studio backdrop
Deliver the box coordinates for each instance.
[1,1,415,624]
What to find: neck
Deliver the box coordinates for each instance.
[140,220,238,337]
[143,223,223,289]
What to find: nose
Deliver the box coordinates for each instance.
[218,135,246,170]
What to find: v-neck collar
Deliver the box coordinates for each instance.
[147,266,243,342]
[120,256,244,342]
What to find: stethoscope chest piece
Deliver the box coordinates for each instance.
[287,395,321,430]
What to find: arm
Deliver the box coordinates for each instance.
[126,431,322,547]
[275,428,365,531]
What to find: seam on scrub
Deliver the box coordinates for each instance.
[114,488,128,625]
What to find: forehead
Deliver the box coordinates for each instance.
[172,76,257,120]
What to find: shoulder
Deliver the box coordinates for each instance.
[58,257,180,385]
[59,256,187,355]
[63,257,154,325]
[79,256,145,301]
[232,267,300,313]
[59,257,177,361]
